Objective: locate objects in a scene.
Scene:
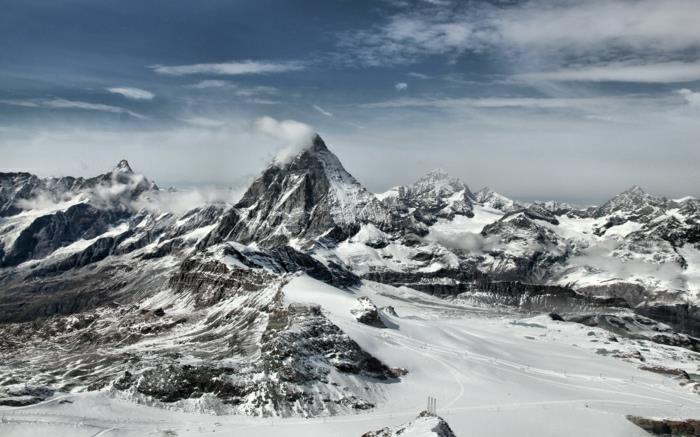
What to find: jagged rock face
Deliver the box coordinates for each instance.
[480,209,569,280]
[0,160,163,269]
[632,215,700,249]
[0,172,46,217]
[173,243,359,302]
[534,200,577,216]
[565,313,700,352]
[363,268,625,313]
[363,411,457,437]
[501,204,560,226]
[0,167,226,323]
[382,169,475,224]
[262,303,398,381]
[0,203,129,267]
[0,248,399,416]
[0,160,157,218]
[635,303,700,337]
[351,297,386,328]
[627,415,700,436]
[204,135,402,248]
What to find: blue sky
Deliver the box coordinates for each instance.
[1,0,700,203]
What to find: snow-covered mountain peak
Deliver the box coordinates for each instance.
[614,185,653,202]
[414,168,470,194]
[202,134,399,247]
[594,184,665,219]
[475,186,520,212]
[268,135,356,187]
[379,168,475,222]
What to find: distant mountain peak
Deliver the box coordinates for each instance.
[421,168,450,180]
[475,186,520,212]
[379,168,475,221]
[594,184,665,219]
[114,159,133,174]
[414,168,468,191]
[623,185,645,195]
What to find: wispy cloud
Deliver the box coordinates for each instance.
[0,98,145,119]
[357,94,684,123]
[339,0,700,85]
[360,96,604,110]
[151,60,304,76]
[187,80,279,105]
[106,87,155,100]
[180,117,227,128]
[395,82,408,91]
[517,61,700,83]
[675,88,700,106]
[255,116,316,164]
[408,72,430,79]
[190,80,230,89]
[312,104,334,117]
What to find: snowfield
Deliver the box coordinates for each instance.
[2,274,698,436]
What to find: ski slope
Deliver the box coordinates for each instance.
[2,275,699,436]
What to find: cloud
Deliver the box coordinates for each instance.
[408,72,430,79]
[254,116,316,164]
[339,13,486,66]
[191,80,230,88]
[187,80,279,104]
[395,82,408,91]
[181,117,227,128]
[0,122,272,189]
[14,172,242,217]
[107,87,155,100]
[675,88,700,106]
[493,0,700,54]
[0,98,145,119]
[339,0,700,78]
[131,186,243,215]
[312,104,334,117]
[360,96,611,110]
[151,60,304,76]
[15,192,77,211]
[426,229,487,252]
[517,61,700,83]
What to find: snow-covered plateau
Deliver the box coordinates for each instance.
[1,134,699,436]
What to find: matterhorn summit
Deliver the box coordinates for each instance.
[202,134,404,248]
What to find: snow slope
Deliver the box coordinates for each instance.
[3,275,699,437]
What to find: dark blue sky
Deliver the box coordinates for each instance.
[1,0,699,202]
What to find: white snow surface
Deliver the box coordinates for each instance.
[3,274,699,436]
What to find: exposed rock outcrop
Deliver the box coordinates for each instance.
[363,411,457,437]
[627,415,700,436]
[351,297,386,328]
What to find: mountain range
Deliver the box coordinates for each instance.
[1,134,699,434]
